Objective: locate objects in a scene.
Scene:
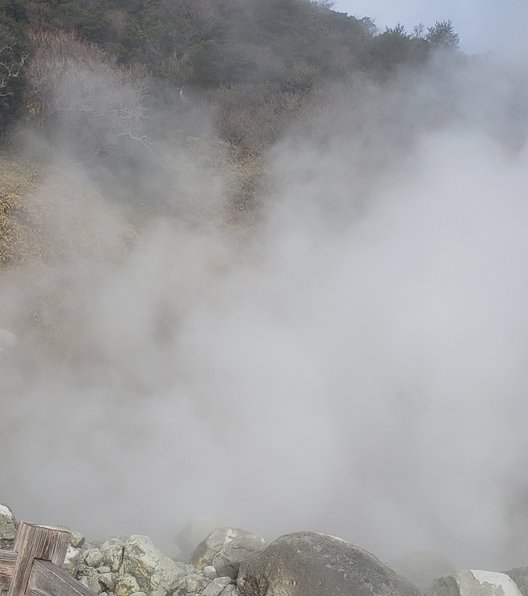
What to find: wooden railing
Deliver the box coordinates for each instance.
[0,522,95,595]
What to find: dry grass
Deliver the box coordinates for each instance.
[0,157,46,265]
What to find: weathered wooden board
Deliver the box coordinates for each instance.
[28,560,94,596]
[0,522,96,596]
[0,549,16,591]
[7,523,70,596]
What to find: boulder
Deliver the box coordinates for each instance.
[100,537,126,572]
[0,504,16,549]
[192,528,266,579]
[431,570,523,596]
[237,531,421,596]
[202,577,235,596]
[63,545,82,575]
[506,568,528,596]
[389,550,457,592]
[178,516,223,560]
[121,535,189,594]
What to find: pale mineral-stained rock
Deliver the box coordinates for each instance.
[0,504,16,548]
[121,535,188,594]
[101,537,126,572]
[431,570,523,596]
[83,547,104,568]
[192,529,266,579]
[237,532,421,596]
[64,544,82,575]
[114,573,141,596]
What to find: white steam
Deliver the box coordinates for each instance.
[2,51,528,571]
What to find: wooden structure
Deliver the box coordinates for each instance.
[0,522,95,595]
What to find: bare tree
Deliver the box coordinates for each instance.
[0,45,28,98]
[27,29,152,158]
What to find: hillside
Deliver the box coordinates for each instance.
[1,0,460,151]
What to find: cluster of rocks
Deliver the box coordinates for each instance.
[65,527,258,596]
[2,503,528,595]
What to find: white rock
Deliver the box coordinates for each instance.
[432,570,523,596]
[470,570,523,595]
[63,545,82,575]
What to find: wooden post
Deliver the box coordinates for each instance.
[7,523,70,596]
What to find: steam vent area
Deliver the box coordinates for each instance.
[2,505,528,596]
[3,1,528,595]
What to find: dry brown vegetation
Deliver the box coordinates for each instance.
[0,157,45,264]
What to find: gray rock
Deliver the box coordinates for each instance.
[204,566,218,579]
[97,566,112,574]
[237,531,421,596]
[506,568,528,596]
[203,577,234,596]
[98,571,117,591]
[79,572,102,593]
[63,545,82,575]
[0,504,16,548]
[121,535,188,594]
[390,550,457,592]
[83,548,104,568]
[114,574,140,596]
[192,528,266,579]
[431,570,523,596]
[184,571,210,593]
[70,530,86,548]
[101,538,125,572]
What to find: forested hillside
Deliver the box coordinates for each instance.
[1,0,459,152]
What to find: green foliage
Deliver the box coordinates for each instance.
[0,0,463,149]
[426,20,460,50]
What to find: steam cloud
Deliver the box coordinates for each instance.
[2,49,528,572]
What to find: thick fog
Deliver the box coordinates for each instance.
[2,50,528,571]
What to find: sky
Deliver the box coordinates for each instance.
[332,0,528,56]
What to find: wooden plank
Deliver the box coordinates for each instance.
[7,523,70,596]
[28,560,95,596]
[0,549,16,590]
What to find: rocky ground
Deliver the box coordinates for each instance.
[1,504,527,596]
